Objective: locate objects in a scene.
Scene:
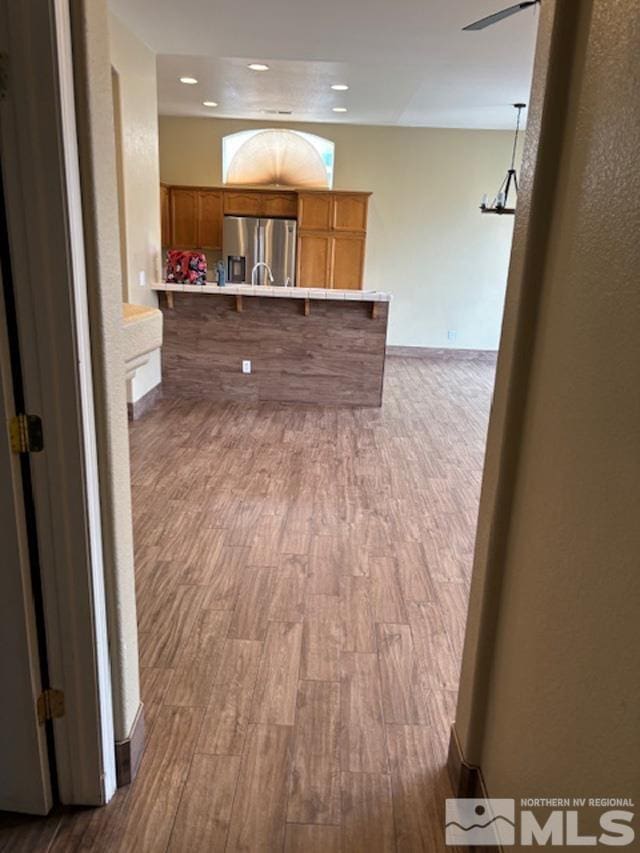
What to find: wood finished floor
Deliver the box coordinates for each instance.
[0,355,495,852]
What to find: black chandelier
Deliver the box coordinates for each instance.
[480,103,526,216]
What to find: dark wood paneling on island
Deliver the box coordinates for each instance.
[161,294,388,406]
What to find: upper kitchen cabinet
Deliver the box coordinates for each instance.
[223,190,297,219]
[261,192,298,218]
[170,188,198,247]
[332,192,369,233]
[298,191,370,234]
[166,187,223,249]
[298,193,333,231]
[197,190,223,249]
[223,190,262,217]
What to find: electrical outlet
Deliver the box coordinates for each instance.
[447,329,457,342]
[242,360,252,374]
[138,270,146,287]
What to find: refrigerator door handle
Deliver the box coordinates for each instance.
[254,220,258,286]
[259,219,265,286]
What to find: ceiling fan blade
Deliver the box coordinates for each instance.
[463,1,538,31]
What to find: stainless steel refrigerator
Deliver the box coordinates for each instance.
[223,216,297,286]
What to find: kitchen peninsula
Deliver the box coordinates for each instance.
[153,284,390,406]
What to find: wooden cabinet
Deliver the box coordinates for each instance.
[166,187,223,249]
[170,188,198,246]
[297,191,370,289]
[261,192,297,218]
[298,193,333,231]
[298,192,368,234]
[332,235,366,290]
[223,190,262,217]
[297,234,366,289]
[332,193,368,233]
[298,234,333,287]
[162,184,370,288]
[196,191,223,248]
[224,190,297,218]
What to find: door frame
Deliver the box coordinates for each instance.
[0,0,116,804]
[0,251,53,815]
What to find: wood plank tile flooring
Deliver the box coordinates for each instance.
[0,355,495,852]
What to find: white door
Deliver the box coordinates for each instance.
[0,272,53,815]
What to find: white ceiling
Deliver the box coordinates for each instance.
[108,0,539,129]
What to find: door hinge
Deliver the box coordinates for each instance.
[37,688,65,724]
[9,414,44,454]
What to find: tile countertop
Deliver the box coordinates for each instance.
[151,283,392,302]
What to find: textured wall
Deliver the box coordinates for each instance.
[159,116,518,351]
[456,0,640,836]
[70,0,140,741]
[108,13,162,403]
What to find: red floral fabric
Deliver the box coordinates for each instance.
[165,250,207,284]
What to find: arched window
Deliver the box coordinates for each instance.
[222,129,335,188]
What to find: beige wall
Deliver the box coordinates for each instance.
[159,116,517,350]
[109,13,162,402]
[456,0,640,842]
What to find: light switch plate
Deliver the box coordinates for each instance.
[242,360,252,374]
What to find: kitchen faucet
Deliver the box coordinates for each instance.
[251,262,274,285]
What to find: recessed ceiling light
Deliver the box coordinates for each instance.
[179,76,198,85]
[248,63,269,71]
[202,101,218,107]
[331,84,349,91]
[332,107,348,113]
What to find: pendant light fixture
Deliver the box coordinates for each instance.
[480,103,526,215]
